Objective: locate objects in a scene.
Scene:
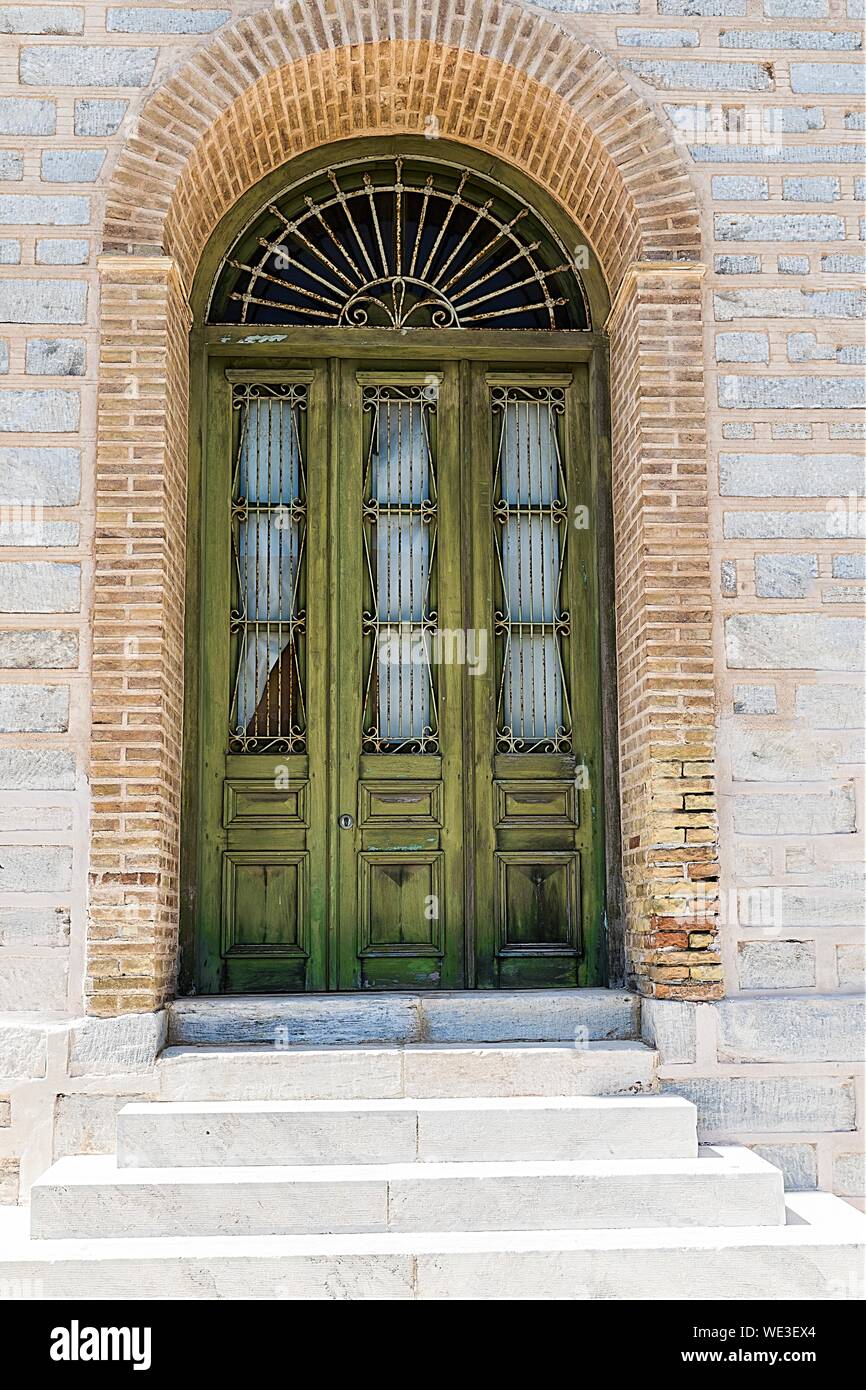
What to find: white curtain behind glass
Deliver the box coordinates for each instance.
[234,398,302,734]
[372,400,431,743]
[498,399,563,743]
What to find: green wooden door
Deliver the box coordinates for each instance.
[193,354,603,992]
[466,366,604,989]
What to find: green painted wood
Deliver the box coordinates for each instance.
[466,362,605,988]
[177,320,208,994]
[193,363,330,993]
[334,358,363,988]
[195,363,232,992]
[188,347,607,991]
[591,343,627,986]
[204,326,599,360]
[303,367,331,991]
[432,361,466,990]
[571,361,607,988]
[466,358,498,987]
[331,361,466,989]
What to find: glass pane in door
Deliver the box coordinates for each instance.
[492,385,572,752]
[229,383,307,751]
[362,384,439,753]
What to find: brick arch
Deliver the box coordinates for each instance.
[89,0,719,1016]
[102,0,702,292]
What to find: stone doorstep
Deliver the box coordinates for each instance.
[1,1195,863,1301]
[29,1146,786,1239]
[166,988,640,1046]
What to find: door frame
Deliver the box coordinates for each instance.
[179,325,624,993]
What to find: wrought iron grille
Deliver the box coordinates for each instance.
[229,382,307,753]
[362,383,439,753]
[208,155,589,331]
[492,385,572,753]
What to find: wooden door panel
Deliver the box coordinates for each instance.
[495,852,580,950]
[196,366,329,993]
[359,780,442,828]
[223,780,308,830]
[220,851,310,991]
[194,352,604,993]
[359,851,444,950]
[223,852,308,950]
[470,364,604,988]
[334,363,464,990]
[495,780,576,828]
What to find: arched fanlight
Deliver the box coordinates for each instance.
[208,155,590,330]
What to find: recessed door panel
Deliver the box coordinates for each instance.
[495,780,576,828]
[495,852,580,950]
[359,852,444,951]
[223,779,308,830]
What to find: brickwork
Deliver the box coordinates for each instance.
[609,264,722,998]
[89,258,189,1013]
[104,18,700,281]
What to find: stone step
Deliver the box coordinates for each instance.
[167,989,639,1047]
[3,1196,862,1300]
[30,1147,784,1240]
[116,1095,699,1168]
[158,1040,658,1101]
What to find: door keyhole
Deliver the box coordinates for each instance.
[338,813,354,830]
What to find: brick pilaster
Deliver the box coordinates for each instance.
[88,256,191,1014]
[607,263,722,1000]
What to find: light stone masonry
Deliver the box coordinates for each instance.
[19,46,158,87]
[0,629,78,666]
[737,941,816,990]
[24,339,85,375]
[0,683,69,732]
[0,279,87,319]
[73,100,127,136]
[0,906,70,950]
[0,388,80,431]
[40,151,106,183]
[0,8,84,35]
[35,239,88,265]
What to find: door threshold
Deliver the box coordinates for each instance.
[167,989,639,1047]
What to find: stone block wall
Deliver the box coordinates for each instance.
[643,993,864,1208]
[0,0,863,1201]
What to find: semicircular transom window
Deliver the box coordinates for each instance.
[208,155,590,331]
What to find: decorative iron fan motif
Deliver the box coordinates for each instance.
[209,156,589,331]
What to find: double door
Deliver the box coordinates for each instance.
[194,355,603,991]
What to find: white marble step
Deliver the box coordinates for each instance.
[158,1040,658,1101]
[2,1196,863,1300]
[167,990,639,1046]
[117,1095,698,1167]
[30,1146,784,1240]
